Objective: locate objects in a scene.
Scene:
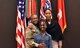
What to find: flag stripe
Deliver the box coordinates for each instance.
[27,0,32,18]
[32,0,36,14]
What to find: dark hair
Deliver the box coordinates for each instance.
[39,19,46,26]
[44,8,52,13]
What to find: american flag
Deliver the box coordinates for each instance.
[40,0,51,19]
[46,0,51,9]
[16,0,26,48]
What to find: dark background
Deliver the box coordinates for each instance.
[0,0,80,48]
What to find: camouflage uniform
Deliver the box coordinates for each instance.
[25,23,40,48]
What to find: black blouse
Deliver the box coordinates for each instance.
[46,18,63,41]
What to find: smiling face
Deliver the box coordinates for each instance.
[44,9,52,20]
[39,20,47,31]
[31,15,38,25]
